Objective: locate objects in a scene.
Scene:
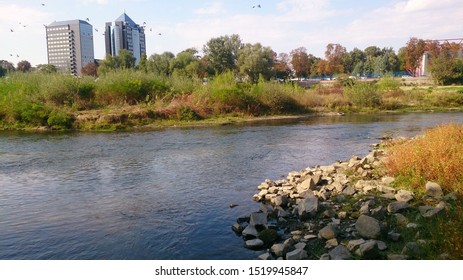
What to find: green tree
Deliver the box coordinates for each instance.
[148,52,175,76]
[290,47,310,79]
[397,47,407,72]
[237,43,275,83]
[0,60,15,73]
[344,48,365,74]
[170,49,201,78]
[17,60,32,72]
[137,53,148,73]
[203,34,242,75]
[118,49,136,69]
[36,64,57,73]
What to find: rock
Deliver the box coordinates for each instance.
[332,181,345,193]
[320,253,331,260]
[342,185,356,196]
[355,215,381,239]
[376,241,388,251]
[242,224,258,238]
[381,176,395,185]
[304,234,317,240]
[245,239,264,249]
[355,240,379,259]
[325,238,338,249]
[298,178,316,193]
[387,201,410,213]
[370,206,386,219]
[394,213,409,227]
[395,189,414,202]
[297,196,319,219]
[258,252,273,260]
[294,242,307,250]
[425,182,443,199]
[272,195,288,207]
[232,223,243,234]
[258,229,279,244]
[406,223,419,229]
[347,239,366,252]
[387,231,401,241]
[387,254,409,260]
[318,224,338,240]
[329,245,352,260]
[419,201,446,218]
[270,243,286,258]
[250,212,267,226]
[402,242,421,257]
[286,248,308,260]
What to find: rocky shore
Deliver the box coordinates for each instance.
[233,140,456,260]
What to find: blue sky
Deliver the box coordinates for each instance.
[1,0,462,66]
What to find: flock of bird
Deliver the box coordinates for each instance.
[6,2,262,60]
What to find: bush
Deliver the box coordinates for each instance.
[175,105,202,121]
[17,103,50,126]
[377,75,401,92]
[344,82,382,108]
[47,109,75,129]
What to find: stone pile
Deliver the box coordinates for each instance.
[233,145,455,260]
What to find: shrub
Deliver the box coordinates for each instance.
[175,105,201,121]
[47,109,75,129]
[17,103,50,126]
[344,82,382,108]
[377,75,401,92]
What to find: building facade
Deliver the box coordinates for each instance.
[46,20,95,76]
[105,13,146,65]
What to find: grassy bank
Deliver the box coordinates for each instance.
[384,123,463,259]
[1,71,463,131]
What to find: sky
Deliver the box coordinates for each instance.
[1,0,463,67]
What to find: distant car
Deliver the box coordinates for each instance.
[401,75,412,78]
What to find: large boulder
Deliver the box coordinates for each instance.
[245,239,264,249]
[387,201,410,213]
[297,177,316,193]
[355,215,381,239]
[242,224,258,238]
[395,190,414,202]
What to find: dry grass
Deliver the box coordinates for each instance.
[384,123,463,259]
[384,123,463,194]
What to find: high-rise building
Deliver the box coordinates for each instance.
[45,20,95,76]
[105,13,146,65]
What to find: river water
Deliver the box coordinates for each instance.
[1,112,463,260]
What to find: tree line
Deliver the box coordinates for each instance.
[2,35,463,85]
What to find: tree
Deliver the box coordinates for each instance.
[148,52,175,76]
[203,34,242,75]
[274,52,291,80]
[81,61,98,77]
[0,60,15,72]
[237,43,274,83]
[405,37,426,76]
[324,43,346,75]
[17,60,32,72]
[36,64,57,73]
[170,49,201,78]
[397,47,407,72]
[137,53,148,73]
[118,49,136,69]
[344,48,365,74]
[290,47,310,79]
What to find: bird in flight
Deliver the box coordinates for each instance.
[41,3,45,6]
[10,29,14,32]
[94,28,98,32]
[86,18,90,21]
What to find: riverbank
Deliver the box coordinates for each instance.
[2,71,463,131]
[234,126,463,260]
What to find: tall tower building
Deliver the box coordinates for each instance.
[46,20,95,76]
[105,13,146,65]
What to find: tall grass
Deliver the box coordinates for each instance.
[384,123,463,259]
[385,123,463,194]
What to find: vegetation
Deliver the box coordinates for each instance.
[384,124,463,258]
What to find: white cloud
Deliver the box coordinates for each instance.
[80,0,109,5]
[276,0,339,22]
[194,2,225,16]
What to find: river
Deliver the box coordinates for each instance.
[1,112,463,260]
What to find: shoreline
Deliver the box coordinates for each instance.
[1,107,462,132]
[233,138,456,260]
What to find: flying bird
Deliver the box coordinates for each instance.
[158,33,162,36]
[41,3,45,6]
[94,28,98,32]
[86,18,90,21]
[10,29,13,32]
